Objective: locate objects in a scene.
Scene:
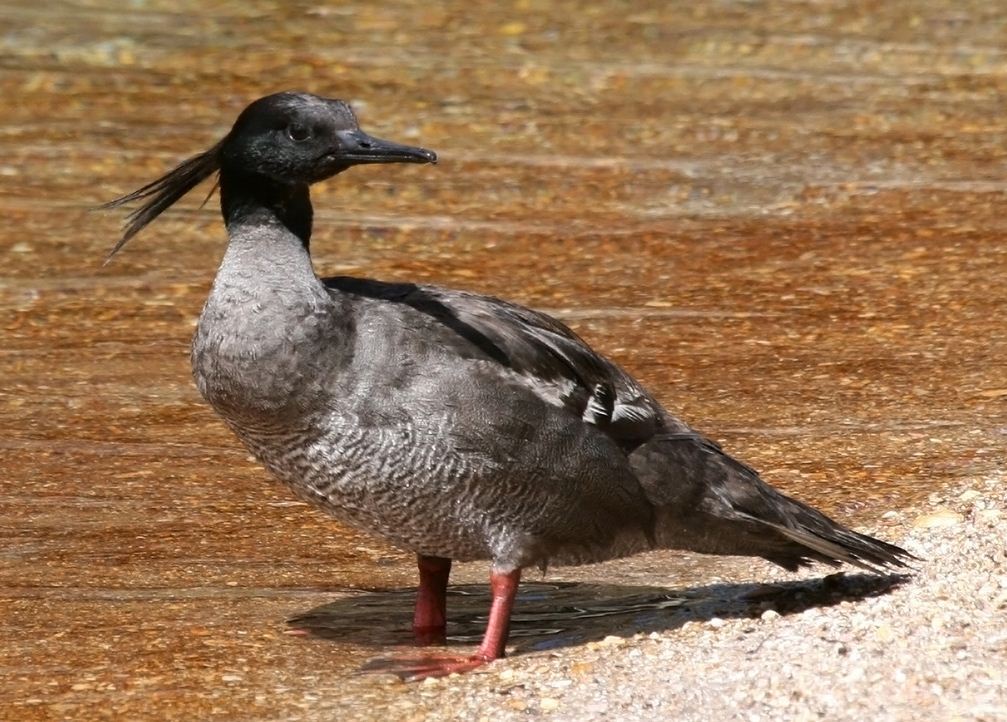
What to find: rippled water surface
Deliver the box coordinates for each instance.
[1,1,1005,718]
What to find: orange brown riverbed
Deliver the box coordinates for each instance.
[1,2,1005,720]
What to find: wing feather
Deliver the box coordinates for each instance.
[324,276,662,450]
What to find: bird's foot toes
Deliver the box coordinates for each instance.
[360,653,494,681]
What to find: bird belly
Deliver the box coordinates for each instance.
[232,417,496,561]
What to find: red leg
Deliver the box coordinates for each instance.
[473,567,521,660]
[361,567,522,680]
[412,555,451,645]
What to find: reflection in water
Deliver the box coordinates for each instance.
[287,574,905,661]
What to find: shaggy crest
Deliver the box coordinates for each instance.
[101,139,224,261]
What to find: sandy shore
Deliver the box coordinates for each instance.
[325,474,1006,722]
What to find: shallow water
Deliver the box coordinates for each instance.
[1,1,1005,718]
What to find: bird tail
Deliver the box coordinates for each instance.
[629,432,915,573]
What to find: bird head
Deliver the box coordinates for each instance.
[102,91,436,259]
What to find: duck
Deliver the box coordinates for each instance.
[104,91,912,679]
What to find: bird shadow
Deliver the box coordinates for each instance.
[286,571,908,658]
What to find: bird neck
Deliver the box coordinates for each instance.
[219,171,313,252]
[213,170,324,299]
[196,170,339,425]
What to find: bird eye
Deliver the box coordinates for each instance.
[286,123,311,142]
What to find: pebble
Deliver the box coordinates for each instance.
[913,508,964,528]
[977,509,1002,524]
[367,477,1007,722]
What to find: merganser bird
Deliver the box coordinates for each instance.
[105,92,912,679]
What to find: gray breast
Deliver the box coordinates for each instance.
[191,264,344,426]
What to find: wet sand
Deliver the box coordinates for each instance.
[1,1,1005,719]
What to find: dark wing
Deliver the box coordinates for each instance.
[323,276,664,451]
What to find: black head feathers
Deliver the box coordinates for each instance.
[101,139,223,259]
[102,92,436,261]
